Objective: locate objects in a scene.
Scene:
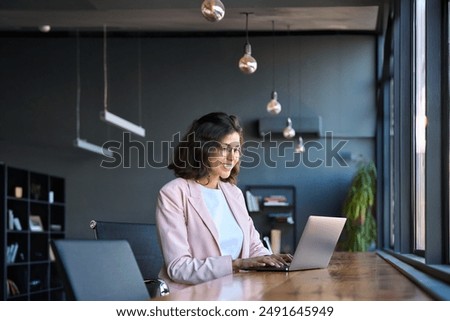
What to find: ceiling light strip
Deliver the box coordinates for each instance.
[100,110,146,137]
[100,25,147,138]
[74,138,113,157]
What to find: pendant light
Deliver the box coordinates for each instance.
[73,30,113,157]
[283,25,296,140]
[295,136,305,153]
[238,12,257,74]
[267,20,281,114]
[99,25,146,137]
[292,25,305,153]
[201,0,225,22]
[283,117,296,139]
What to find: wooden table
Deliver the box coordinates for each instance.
[153,252,432,300]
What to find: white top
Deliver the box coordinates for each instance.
[200,185,243,259]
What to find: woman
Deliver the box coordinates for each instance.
[156,112,292,290]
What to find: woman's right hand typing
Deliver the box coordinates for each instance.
[232,253,293,272]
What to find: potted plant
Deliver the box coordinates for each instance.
[341,161,377,252]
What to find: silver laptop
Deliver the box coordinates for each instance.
[246,215,346,272]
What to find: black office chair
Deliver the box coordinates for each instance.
[51,239,150,301]
[89,220,169,297]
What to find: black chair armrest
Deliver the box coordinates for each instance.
[144,278,170,297]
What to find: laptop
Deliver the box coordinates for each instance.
[245,215,346,272]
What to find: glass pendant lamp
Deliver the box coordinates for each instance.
[267,91,281,114]
[283,117,296,139]
[267,20,281,114]
[239,13,257,74]
[295,136,305,153]
[201,0,225,22]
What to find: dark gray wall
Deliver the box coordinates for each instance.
[0,34,375,239]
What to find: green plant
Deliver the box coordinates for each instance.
[342,161,377,252]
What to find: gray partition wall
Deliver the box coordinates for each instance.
[0,34,376,239]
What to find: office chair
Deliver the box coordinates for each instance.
[51,239,150,301]
[89,220,169,297]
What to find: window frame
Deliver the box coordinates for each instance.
[378,0,450,299]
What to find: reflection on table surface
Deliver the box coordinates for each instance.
[152,252,432,301]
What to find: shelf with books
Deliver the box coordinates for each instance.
[1,164,65,301]
[244,185,296,254]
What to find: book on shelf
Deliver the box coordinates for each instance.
[263,195,289,206]
[245,190,260,212]
[50,224,62,231]
[6,242,19,263]
[13,217,22,230]
[267,212,295,224]
[49,244,55,261]
[8,209,14,230]
[8,210,23,230]
[7,279,20,296]
[264,201,290,206]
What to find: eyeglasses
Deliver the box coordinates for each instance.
[219,144,241,157]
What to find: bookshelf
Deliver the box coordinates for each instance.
[244,185,296,254]
[1,164,65,300]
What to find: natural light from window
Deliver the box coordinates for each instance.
[414,0,426,252]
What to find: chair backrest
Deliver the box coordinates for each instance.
[89,220,163,281]
[51,239,149,301]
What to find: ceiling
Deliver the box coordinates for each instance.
[0,0,384,33]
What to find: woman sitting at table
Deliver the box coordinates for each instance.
[156,112,292,290]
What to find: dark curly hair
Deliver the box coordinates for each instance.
[168,112,243,184]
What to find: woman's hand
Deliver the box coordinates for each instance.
[232,253,294,272]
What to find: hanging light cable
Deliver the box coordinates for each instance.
[201,0,225,22]
[283,25,296,140]
[73,29,113,157]
[292,25,305,153]
[267,20,281,115]
[99,25,146,137]
[238,12,257,74]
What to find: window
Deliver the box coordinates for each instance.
[413,0,427,253]
[379,0,450,299]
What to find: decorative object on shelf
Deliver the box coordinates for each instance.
[342,161,377,252]
[267,20,282,115]
[283,117,296,138]
[295,136,305,153]
[29,215,44,232]
[38,25,51,33]
[14,186,23,198]
[73,30,113,157]
[48,191,54,203]
[270,229,281,254]
[238,12,257,74]
[201,0,225,22]
[99,25,146,137]
[30,183,41,200]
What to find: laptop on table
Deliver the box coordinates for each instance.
[245,215,346,272]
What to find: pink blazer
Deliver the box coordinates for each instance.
[156,178,269,291]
